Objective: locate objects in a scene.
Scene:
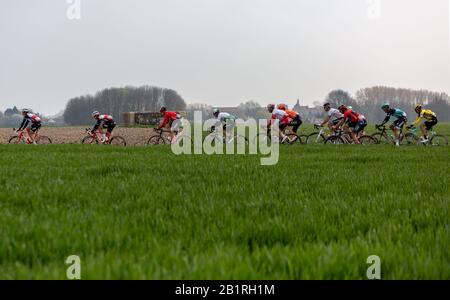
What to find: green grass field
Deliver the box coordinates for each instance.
[0,125,449,279]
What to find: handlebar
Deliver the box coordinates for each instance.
[375,125,385,131]
[314,124,322,130]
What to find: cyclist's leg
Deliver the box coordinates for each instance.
[32,123,41,142]
[390,120,400,142]
[292,116,302,133]
[279,123,288,141]
[25,124,33,143]
[97,127,105,141]
[106,123,115,141]
[170,119,181,143]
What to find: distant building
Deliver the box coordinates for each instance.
[123,111,187,126]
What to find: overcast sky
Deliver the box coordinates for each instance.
[1,0,449,115]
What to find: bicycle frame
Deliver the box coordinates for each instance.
[86,129,111,144]
[13,129,39,144]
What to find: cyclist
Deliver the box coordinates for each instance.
[377,103,407,147]
[92,111,116,143]
[335,105,367,144]
[277,104,303,134]
[410,104,438,143]
[267,104,290,143]
[319,103,343,133]
[156,107,181,144]
[17,109,42,145]
[212,109,236,143]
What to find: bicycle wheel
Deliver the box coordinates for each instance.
[109,136,127,146]
[429,135,448,146]
[147,136,166,146]
[325,136,345,145]
[359,135,377,145]
[8,136,25,144]
[371,133,391,145]
[307,132,326,144]
[81,135,98,145]
[298,134,309,145]
[400,133,420,146]
[36,136,52,145]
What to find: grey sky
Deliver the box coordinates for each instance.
[1,0,449,115]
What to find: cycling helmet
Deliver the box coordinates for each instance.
[381,103,390,109]
[277,104,287,111]
[160,107,167,113]
[338,105,347,112]
[415,104,422,111]
[267,104,275,111]
[213,108,220,116]
[92,111,100,117]
[22,109,31,114]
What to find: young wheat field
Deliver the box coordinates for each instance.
[0,125,448,279]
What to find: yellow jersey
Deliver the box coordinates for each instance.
[413,109,436,126]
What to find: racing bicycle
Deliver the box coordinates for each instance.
[9,128,52,145]
[406,126,448,146]
[146,128,192,146]
[81,128,127,146]
[325,127,377,145]
[371,125,419,146]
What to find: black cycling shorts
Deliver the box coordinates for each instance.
[31,123,41,132]
[392,117,407,129]
[103,123,116,133]
[424,118,438,130]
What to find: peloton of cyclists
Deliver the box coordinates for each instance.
[377,103,407,147]
[16,109,42,145]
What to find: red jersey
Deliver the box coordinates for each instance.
[343,110,364,123]
[159,111,179,128]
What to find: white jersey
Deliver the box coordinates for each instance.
[215,112,236,127]
[327,108,343,122]
[217,112,235,123]
[272,109,288,120]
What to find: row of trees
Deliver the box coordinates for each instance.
[0,106,26,127]
[63,85,186,125]
[325,87,450,123]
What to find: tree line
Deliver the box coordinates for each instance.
[63,85,186,125]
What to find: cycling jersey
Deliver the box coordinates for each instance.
[217,112,236,124]
[93,115,115,131]
[413,109,437,126]
[159,111,180,129]
[343,110,365,124]
[18,113,41,131]
[327,108,343,123]
[381,108,407,126]
[271,109,290,125]
[285,109,299,119]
